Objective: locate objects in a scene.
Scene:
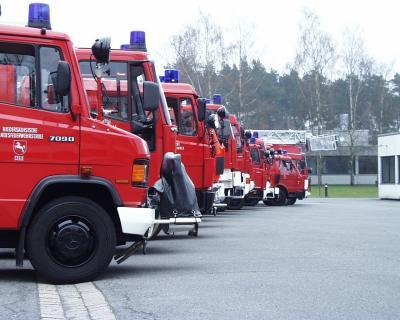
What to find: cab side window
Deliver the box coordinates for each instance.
[250,148,260,165]
[40,46,69,112]
[166,97,179,126]
[179,98,197,136]
[231,125,243,153]
[0,42,36,108]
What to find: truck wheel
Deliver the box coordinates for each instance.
[286,198,297,205]
[227,198,244,210]
[271,188,287,206]
[26,196,116,284]
[263,199,273,206]
[244,198,260,206]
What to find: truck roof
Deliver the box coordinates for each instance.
[0,24,70,41]
[76,48,148,62]
[162,82,198,97]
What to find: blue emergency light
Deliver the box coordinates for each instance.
[164,69,179,83]
[159,76,165,82]
[252,131,259,139]
[28,3,51,30]
[283,150,288,155]
[213,94,222,104]
[250,137,256,144]
[129,31,147,51]
[120,44,130,50]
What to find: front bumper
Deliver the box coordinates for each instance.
[118,207,202,237]
[264,187,280,199]
[117,207,155,236]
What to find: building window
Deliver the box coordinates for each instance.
[381,156,395,184]
[323,156,351,174]
[359,156,378,174]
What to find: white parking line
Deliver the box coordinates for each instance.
[38,283,64,319]
[38,282,116,320]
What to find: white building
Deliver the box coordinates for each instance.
[378,133,400,199]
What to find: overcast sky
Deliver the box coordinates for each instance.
[2,0,400,75]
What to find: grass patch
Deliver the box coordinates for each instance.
[309,184,378,198]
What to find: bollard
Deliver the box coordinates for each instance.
[324,184,328,198]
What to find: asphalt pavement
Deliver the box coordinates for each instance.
[1,198,400,320]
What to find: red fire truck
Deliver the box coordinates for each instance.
[160,73,225,215]
[271,144,311,205]
[76,33,201,236]
[0,4,162,283]
[206,99,247,210]
[262,143,309,206]
[244,137,269,206]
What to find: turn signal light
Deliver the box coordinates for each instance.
[132,159,149,187]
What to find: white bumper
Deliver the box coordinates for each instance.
[264,182,280,199]
[117,207,155,236]
[232,171,243,187]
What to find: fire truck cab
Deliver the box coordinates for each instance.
[0,4,158,283]
[206,99,246,210]
[263,145,309,206]
[160,73,225,215]
[76,32,201,237]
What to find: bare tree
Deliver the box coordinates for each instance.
[375,62,394,134]
[341,28,373,185]
[227,21,258,124]
[169,11,226,98]
[294,9,336,187]
[295,9,336,134]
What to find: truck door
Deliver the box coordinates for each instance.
[166,96,204,188]
[250,147,263,189]
[0,42,79,228]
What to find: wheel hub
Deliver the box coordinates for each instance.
[49,218,95,267]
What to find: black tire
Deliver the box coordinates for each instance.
[244,197,261,206]
[26,196,116,284]
[286,198,297,205]
[263,199,273,206]
[188,223,199,237]
[227,198,244,210]
[271,187,287,206]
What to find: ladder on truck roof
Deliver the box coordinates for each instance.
[251,130,307,145]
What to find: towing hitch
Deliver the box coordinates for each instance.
[114,240,147,264]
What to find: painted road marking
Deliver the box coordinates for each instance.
[38,283,64,319]
[38,282,116,320]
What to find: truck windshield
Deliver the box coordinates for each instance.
[79,60,151,121]
[79,61,130,120]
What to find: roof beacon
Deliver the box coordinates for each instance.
[213,94,222,104]
[28,3,51,30]
[129,31,147,51]
[164,69,179,83]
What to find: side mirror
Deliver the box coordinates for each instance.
[54,61,71,97]
[197,98,206,122]
[92,37,111,64]
[244,131,252,139]
[308,168,312,174]
[143,81,160,111]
